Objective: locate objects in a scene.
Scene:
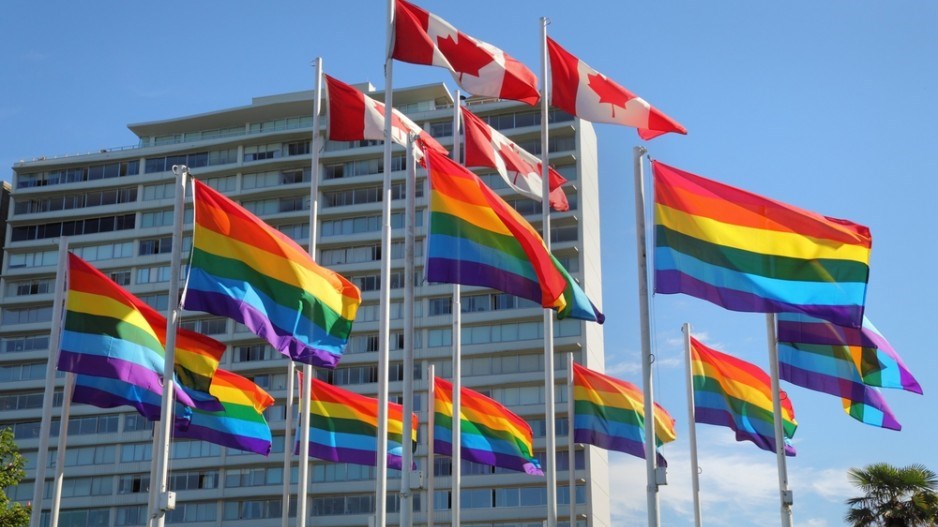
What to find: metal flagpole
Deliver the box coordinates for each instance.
[766,314,794,527]
[566,353,576,526]
[376,2,396,524]
[450,91,463,527]
[281,360,295,527]
[539,16,558,527]
[400,130,418,527]
[30,237,68,527]
[426,364,436,527]
[682,323,703,527]
[49,372,75,527]
[632,147,661,527]
[150,164,188,527]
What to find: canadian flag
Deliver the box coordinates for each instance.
[324,74,448,159]
[392,0,540,106]
[547,37,686,140]
[461,107,569,212]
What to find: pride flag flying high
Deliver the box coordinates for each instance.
[392,0,540,105]
[183,179,362,369]
[300,378,417,469]
[175,369,275,456]
[776,313,921,394]
[425,148,603,322]
[691,337,797,455]
[572,363,676,466]
[58,254,225,419]
[777,313,903,430]
[461,106,569,212]
[547,37,686,140]
[72,373,165,420]
[433,377,542,476]
[653,161,872,329]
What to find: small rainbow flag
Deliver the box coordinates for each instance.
[425,148,603,323]
[300,378,417,469]
[59,254,224,418]
[183,179,362,369]
[653,161,872,329]
[175,369,275,456]
[433,377,542,476]
[691,337,797,455]
[572,363,676,466]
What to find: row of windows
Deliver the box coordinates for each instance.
[0,335,49,354]
[4,277,55,297]
[324,155,406,180]
[144,149,238,173]
[322,180,420,208]
[242,195,308,216]
[319,239,422,266]
[10,213,135,242]
[427,318,582,348]
[243,167,309,190]
[321,211,414,237]
[17,160,139,189]
[14,186,137,215]
[433,484,585,510]
[428,292,539,316]
[6,241,135,273]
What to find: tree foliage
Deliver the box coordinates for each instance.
[846,462,938,527]
[0,427,30,527]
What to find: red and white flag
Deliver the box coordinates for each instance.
[461,107,569,212]
[392,0,540,106]
[547,37,686,140]
[324,74,448,159]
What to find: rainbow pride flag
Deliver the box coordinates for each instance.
[425,148,603,323]
[175,369,274,455]
[72,374,164,420]
[58,254,224,418]
[183,179,362,369]
[653,161,872,329]
[691,337,797,455]
[776,313,921,394]
[300,378,417,469]
[777,313,902,430]
[572,363,676,466]
[433,377,542,476]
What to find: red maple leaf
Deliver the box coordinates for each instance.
[437,33,494,79]
[587,73,634,119]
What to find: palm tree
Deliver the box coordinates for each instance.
[845,462,938,526]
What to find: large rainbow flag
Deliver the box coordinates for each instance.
[299,378,417,469]
[433,377,542,476]
[424,148,602,322]
[691,337,797,455]
[58,254,225,418]
[572,363,676,466]
[175,369,274,456]
[183,179,362,369]
[776,313,903,430]
[653,161,872,329]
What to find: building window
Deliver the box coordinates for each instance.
[138,236,172,256]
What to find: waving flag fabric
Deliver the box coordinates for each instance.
[392,0,539,105]
[300,378,417,469]
[59,254,225,417]
[777,313,900,430]
[324,74,447,160]
[72,374,165,420]
[572,363,676,466]
[776,313,920,394]
[546,37,686,140]
[691,338,797,455]
[183,179,361,369]
[433,377,542,476]
[461,106,569,212]
[653,161,872,329]
[425,148,602,322]
[175,369,274,456]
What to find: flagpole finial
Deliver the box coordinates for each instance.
[171,165,189,177]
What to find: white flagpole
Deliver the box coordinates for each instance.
[150,164,188,527]
[281,360,295,527]
[682,323,703,527]
[49,372,75,527]
[30,237,68,527]
[450,91,462,527]
[147,417,162,527]
[400,130,417,527]
[632,147,661,527]
[766,314,794,527]
[566,353,576,526]
[426,364,436,527]
[539,16,558,527]
[376,2,396,525]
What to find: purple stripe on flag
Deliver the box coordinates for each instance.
[58,350,196,408]
[427,258,543,305]
[72,384,162,421]
[175,424,271,456]
[302,443,404,470]
[573,429,668,467]
[433,440,544,476]
[694,407,795,456]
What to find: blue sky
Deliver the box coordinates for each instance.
[3,1,937,525]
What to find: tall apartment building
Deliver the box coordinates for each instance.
[2,83,608,527]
